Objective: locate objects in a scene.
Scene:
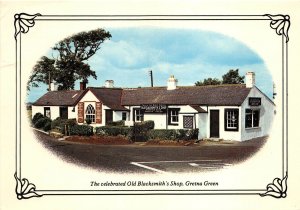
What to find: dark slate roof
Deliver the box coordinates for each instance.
[33,84,251,109]
[33,90,87,106]
[89,88,128,111]
[121,84,251,106]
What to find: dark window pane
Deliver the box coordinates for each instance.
[122,112,126,121]
[245,112,252,128]
[253,110,260,127]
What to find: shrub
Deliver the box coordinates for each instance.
[148,129,176,140]
[51,117,65,133]
[43,121,52,131]
[85,118,92,125]
[130,120,155,141]
[134,120,154,131]
[32,112,44,125]
[34,117,51,129]
[51,118,77,134]
[65,118,77,126]
[96,126,132,137]
[107,120,125,127]
[69,125,93,136]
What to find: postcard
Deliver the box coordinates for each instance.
[0,1,299,209]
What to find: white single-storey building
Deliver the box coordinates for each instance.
[32,72,275,141]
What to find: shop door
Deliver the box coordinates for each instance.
[59,107,68,119]
[105,110,113,124]
[210,110,219,138]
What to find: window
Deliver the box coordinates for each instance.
[134,109,144,122]
[122,112,127,121]
[85,104,95,123]
[224,109,239,131]
[245,109,260,128]
[168,108,180,125]
[183,116,194,129]
[44,107,51,118]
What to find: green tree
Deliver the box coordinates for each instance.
[195,69,244,86]
[195,78,222,86]
[28,28,111,90]
[28,56,56,90]
[222,69,244,84]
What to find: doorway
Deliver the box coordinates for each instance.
[59,106,68,119]
[210,110,219,138]
[105,110,113,124]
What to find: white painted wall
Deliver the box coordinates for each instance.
[240,87,275,141]
[79,90,98,103]
[206,106,242,141]
[198,113,208,139]
[31,106,44,119]
[127,105,198,129]
[32,106,60,120]
[50,106,60,119]
[68,106,77,119]
[144,113,166,129]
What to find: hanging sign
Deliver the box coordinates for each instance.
[249,97,261,106]
[141,104,167,113]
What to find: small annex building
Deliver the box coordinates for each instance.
[32,72,275,141]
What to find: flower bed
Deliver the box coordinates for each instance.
[65,135,132,145]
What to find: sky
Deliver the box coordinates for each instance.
[27,27,273,102]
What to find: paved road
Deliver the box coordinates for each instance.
[34,131,266,173]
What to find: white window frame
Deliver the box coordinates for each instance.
[245,108,260,128]
[135,109,144,122]
[226,110,238,130]
[44,107,51,119]
[170,109,179,124]
[85,104,96,123]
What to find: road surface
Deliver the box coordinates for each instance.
[34,130,266,173]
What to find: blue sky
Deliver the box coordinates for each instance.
[27,27,273,102]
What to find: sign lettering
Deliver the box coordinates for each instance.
[141,104,167,113]
[249,97,261,106]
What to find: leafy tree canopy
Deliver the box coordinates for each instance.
[195,78,221,86]
[28,28,111,91]
[222,69,244,84]
[195,69,244,86]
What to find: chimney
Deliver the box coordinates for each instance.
[167,75,178,90]
[105,80,114,88]
[80,81,87,90]
[245,72,255,88]
[50,82,58,91]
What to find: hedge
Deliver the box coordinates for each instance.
[106,120,125,127]
[96,126,132,137]
[43,121,52,131]
[34,117,52,130]
[69,125,93,136]
[148,129,199,140]
[134,120,154,131]
[32,112,44,125]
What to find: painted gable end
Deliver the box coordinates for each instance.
[241,86,275,141]
[77,90,103,125]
